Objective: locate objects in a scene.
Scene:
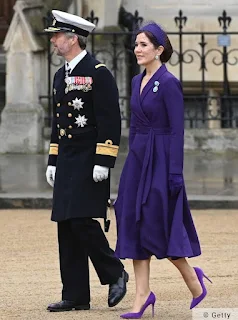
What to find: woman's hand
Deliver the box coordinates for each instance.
[169,174,184,196]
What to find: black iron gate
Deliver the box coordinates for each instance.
[39,9,238,129]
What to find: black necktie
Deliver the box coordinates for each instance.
[65,62,71,78]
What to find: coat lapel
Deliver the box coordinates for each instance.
[55,66,66,102]
[140,64,167,104]
[70,53,91,75]
[133,73,150,124]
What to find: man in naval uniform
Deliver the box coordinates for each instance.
[44,10,128,312]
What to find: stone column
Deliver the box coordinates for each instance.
[0,0,45,153]
[84,0,121,28]
[207,89,221,129]
[68,0,82,15]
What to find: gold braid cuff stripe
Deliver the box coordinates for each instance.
[96,140,119,157]
[49,144,58,155]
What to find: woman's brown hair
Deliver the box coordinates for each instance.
[136,29,173,63]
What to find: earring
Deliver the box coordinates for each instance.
[155,55,159,60]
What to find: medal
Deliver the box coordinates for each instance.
[72,98,84,110]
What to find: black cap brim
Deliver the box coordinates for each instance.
[44,21,90,37]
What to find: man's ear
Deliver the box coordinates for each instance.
[72,35,78,45]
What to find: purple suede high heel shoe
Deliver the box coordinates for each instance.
[190,267,212,309]
[120,292,156,319]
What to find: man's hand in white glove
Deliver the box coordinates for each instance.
[93,165,109,182]
[46,165,56,187]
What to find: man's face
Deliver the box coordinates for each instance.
[50,32,73,56]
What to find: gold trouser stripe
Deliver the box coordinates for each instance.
[95,64,106,69]
[96,143,119,157]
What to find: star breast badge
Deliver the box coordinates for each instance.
[75,115,88,127]
[72,97,84,110]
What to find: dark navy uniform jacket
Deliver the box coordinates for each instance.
[48,52,121,222]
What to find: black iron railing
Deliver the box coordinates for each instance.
[38,9,238,129]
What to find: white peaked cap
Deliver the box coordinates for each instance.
[44,10,96,36]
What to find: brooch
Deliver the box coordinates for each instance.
[153,81,160,93]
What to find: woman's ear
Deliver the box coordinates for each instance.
[157,45,164,56]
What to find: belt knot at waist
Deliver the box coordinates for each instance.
[136,127,171,135]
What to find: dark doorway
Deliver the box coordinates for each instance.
[0,0,16,44]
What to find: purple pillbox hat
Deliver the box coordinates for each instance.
[139,23,166,46]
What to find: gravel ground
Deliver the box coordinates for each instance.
[0,209,237,320]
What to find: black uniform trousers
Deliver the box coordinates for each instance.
[57,217,124,304]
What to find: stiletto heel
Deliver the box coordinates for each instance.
[120,292,156,319]
[203,273,212,283]
[190,267,212,309]
[152,302,155,317]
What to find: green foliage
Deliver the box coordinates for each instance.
[103,25,122,33]
[42,0,74,12]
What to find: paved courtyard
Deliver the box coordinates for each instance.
[0,209,237,320]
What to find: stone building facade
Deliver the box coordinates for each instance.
[0,0,238,153]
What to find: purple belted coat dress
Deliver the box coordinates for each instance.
[114,64,201,260]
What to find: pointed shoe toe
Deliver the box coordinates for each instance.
[190,267,212,309]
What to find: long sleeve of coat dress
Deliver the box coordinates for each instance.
[163,77,184,175]
[129,77,137,148]
[129,112,137,148]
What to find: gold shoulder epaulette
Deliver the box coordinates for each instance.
[95,64,106,69]
[49,143,58,156]
[96,140,119,157]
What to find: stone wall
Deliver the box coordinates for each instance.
[119,128,238,153]
[83,0,122,29]
[185,129,238,152]
[0,0,45,153]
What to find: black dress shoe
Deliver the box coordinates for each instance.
[108,270,129,307]
[47,300,90,312]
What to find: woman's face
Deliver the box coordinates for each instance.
[134,32,161,66]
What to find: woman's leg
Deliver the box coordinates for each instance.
[130,259,151,312]
[168,258,203,297]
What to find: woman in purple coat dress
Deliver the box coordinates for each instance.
[114,23,212,319]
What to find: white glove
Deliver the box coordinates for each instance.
[93,165,109,182]
[46,165,56,187]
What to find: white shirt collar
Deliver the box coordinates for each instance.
[65,50,87,72]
